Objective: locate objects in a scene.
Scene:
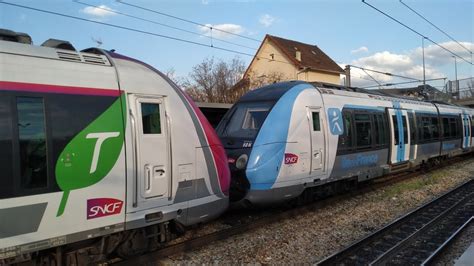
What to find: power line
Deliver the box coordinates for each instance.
[362,0,473,65]
[116,0,261,43]
[362,69,384,88]
[361,77,446,89]
[73,0,257,51]
[0,1,255,57]
[399,0,472,55]
[1,1,444,90]
[349,65,420,81]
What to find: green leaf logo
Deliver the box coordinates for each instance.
[55,95,126,216]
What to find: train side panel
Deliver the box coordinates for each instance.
[0,42,127,258]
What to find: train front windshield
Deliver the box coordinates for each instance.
[218,102,272,139]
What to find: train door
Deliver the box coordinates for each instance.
[388,108,410,164]
[461,113,471,149]
[308,107,326,174]
[129,94,170,201]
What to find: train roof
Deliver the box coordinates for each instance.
[0,37,112,67]
[238,80,309,102]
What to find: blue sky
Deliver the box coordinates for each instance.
[1,0,473,90]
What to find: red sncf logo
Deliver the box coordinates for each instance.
[87,198,123,219]
[284,153,298,164]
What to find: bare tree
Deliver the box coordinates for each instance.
[183,57,246,103]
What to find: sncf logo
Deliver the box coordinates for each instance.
[284,153,298,164]
[87,198,123,219]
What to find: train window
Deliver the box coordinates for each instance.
[312,112,320,131]
[0,95,13,198]
[442,117,451,138]
[354,113,372,148]
[471,116,474,135]
[141,103,161,134]
[243,107,270,130]
[431,117,439,139]
[374,114,386,147]
[338,110,353,151]
[16,97,48,189]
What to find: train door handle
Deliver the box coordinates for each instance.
[145,165,151,191]
[155,168,165,176]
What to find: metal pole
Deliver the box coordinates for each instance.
[422,37,426,85]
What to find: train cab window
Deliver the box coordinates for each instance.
[16,97,48,189]
[354,113,372,148]
[242,107,269,130]
[312,112,320,131]
[141,103,161,134]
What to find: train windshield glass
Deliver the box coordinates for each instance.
[219,102,272,138]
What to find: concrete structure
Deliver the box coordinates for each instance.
[243,35,344,86]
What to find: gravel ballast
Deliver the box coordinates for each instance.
[164,158,474,264]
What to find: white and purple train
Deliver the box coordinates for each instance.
[217,81,474,205]
[0,29,229,264]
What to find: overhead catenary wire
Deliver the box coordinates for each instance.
[362,77,447,89]
[73,0,258,51]
[349,65,420,81]
[362,0,473,66]
[116,0,262,43]
[0,1,448,90]
[399,0,472,56]
[0,1,255,57]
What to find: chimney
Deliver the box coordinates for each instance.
[344,65,351,87]
[295,50,301,62]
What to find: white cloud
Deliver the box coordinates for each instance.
[81,5,116,18]
[412,41,473,65]
[259,14,275,27]
[202,0,209,5]
[347,47,451,88]
[351,46,369,54]
[197,23,244,39]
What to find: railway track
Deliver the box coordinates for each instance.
[317,179,474,266]
[111,156,472,265]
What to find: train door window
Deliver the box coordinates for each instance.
[354,113,372,149]
[408,113,416,144]
[16,97,48,189]
[402,116,408,144]
[312,112,320,131]
[392,115,399,144]
[141,103,161,134]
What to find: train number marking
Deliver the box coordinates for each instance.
[243,141,252,148]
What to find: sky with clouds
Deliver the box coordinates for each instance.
[1,0,473,90]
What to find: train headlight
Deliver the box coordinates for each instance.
[235,154,248,170]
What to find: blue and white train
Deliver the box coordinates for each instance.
[217,81,474,205]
